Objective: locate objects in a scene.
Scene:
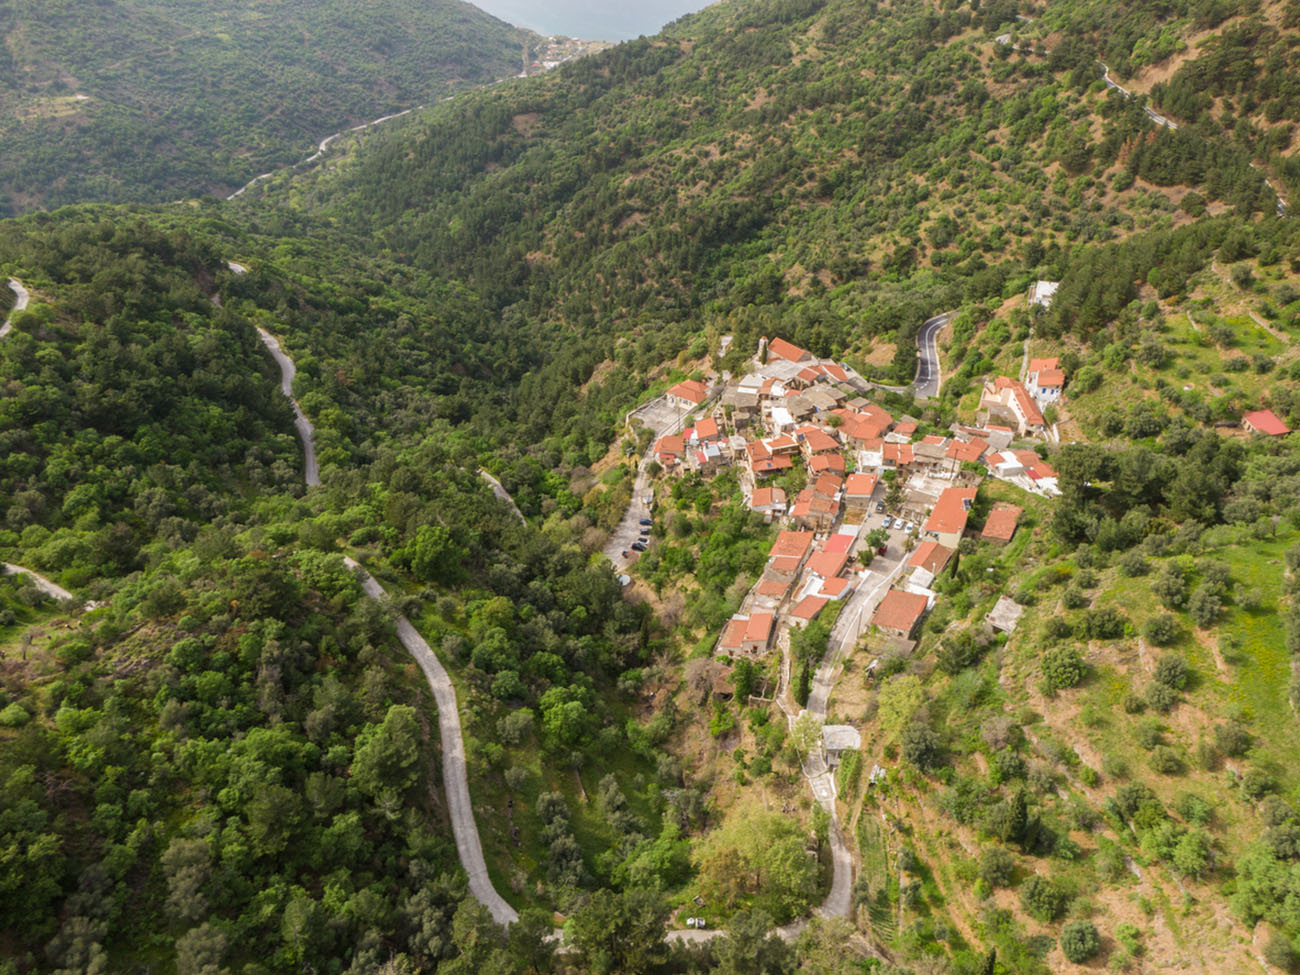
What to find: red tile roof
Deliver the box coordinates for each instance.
[822,363,850,383]
[768,435,799,453]
[893,421,917,437]
[1028,357,1059,373]
[820,576,853,598]
[756,577,790,598]
[799,427,840,453]
[770,530,815,561]
[668,379,709,405]
[981,504,1023,543]
[924,487,977,537]
[656,435,684,457]
[720,616,748,650]
[994,376,1045,428]
[823,534,853,554]
[883,443,914,466]
[797,366,823,383]
[768,337,810,362]
[813,472,843,498]
[751,486,787,509]
[695,417,720,440]
[1244,409,1291,436]
[871,589,929,632]
[946,437,990,463]
[810,453,846,473]
[1011,449,1056,479]
[768,554,804,575]
[1035,368,1065,389]
[743,613,775,644]
[908,541,954,575]
[844,472,877,498]
[807,550,849,579]
[751,455,794,475]
[791,595,829,622]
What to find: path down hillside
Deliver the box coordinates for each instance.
[2,563,75,603]
[343,558,519,926]
[224,262,321,487]
[478,469,525,524]
[783,555,908,918]
[1,278,30,339]
[227,106,423,201]
[255,327,321,487]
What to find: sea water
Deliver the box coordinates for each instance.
[473,0,713,41]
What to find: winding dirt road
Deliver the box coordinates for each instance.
[2,563,76,603]
[221,262,518,923]
[255,326,321,487]
[478,469,525,525]
[224,262,321,487]
[226,106,424,201]
[344,557,519,925]
[1,278,30,339]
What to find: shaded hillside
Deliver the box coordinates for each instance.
[246,0,1277,397]
[0,0,533,212]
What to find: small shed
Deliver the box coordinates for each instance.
[986,596,1025,633]
[822,724,862,765]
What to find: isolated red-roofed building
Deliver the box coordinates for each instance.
[1243,409,1290,437]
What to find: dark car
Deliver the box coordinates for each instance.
[631,541,647,552]
[875,501,885,513]
[639,518,653,526]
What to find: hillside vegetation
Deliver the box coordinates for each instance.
[3,0,1300,972]
[0,0,533,212]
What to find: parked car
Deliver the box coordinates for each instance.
[875,501,885,513]
[904,521,915,534]
[639,518,653,526]
[631,541,646,552]
[882,516,893,529]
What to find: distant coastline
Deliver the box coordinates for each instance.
[470,0,711,41]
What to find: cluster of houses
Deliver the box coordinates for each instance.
[978,357,1064,440]
[648,334,1046,661]
[716,524,865,657]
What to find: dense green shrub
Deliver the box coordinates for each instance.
[1060,920,1101,963]
[1020,875,1065,922]
[1042,647,1086,690]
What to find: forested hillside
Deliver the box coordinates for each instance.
[0,0,533,212]
[4,0,1300,972]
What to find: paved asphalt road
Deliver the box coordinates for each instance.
[1,277,30,339]
[345,558,519,925]
[799,541,908,917]
[913,311,952,399]
[603,396,699,570]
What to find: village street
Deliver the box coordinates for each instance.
[604,394,707,570]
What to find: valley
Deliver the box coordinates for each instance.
[3,0,1300,973]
